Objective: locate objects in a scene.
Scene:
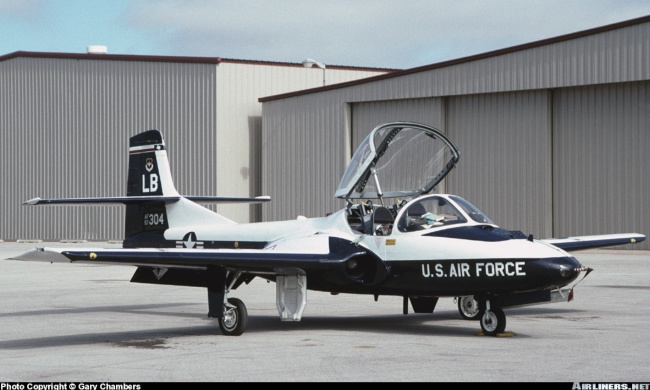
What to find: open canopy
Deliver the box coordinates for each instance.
[335,122,460,200]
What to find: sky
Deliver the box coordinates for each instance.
[1,0,650,70]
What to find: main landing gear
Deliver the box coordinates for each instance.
[457,296,481,320]
[210,269,250,336]
[218,297,248,336]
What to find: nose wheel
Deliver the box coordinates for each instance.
[479,306,506,336]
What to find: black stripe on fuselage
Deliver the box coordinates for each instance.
[123,235,269,249]
[424,225,528,241]
[180,241,268,250]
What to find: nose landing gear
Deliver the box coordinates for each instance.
[478,300,506,336]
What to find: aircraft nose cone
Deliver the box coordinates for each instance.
[555,256,583,283]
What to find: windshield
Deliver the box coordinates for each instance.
[397,196,467,232]
[450,195,495,224]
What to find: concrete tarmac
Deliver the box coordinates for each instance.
[0,241,648,382]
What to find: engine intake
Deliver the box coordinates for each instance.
[344,252,389,285]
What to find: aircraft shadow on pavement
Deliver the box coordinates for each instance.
[0,304,588,350]
[0,302,201,320]
[0,326,222,350]
[246,305,586,336]
[0,310,480,350]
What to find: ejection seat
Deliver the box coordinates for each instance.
[399,202,427,232]
[372,206,395,235]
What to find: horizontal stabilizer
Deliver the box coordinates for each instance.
[23,196,182,205]
[23,195,271,205]
[185,195,271,203]
[542,233,646,251]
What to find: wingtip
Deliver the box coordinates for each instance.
[5,247,42,261]
[631,234,646,244]
[6,247,71,263]
[22,197,42,205]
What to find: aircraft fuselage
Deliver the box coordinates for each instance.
[157,204,582,299]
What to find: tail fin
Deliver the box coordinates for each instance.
[124,130,179,247]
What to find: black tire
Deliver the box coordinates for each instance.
[480,307,506,336]
[218,297,248,336]
[457,296,481,320]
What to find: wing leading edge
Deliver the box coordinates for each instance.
[542,233,646,251]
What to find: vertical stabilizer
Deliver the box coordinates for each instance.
[124,130,177,247]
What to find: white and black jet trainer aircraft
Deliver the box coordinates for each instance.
[8,122,646,336]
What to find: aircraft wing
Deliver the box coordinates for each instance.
[541,233,646,251]
[6,235,374,277]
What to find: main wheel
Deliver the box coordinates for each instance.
[480,307,506,336]
[218,297,248,336]
[457,296,481,320]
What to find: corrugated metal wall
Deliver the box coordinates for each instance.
[552,81,650,239]
[261,95,351,221]
[447,91,553,238]
[215,62,388,223]
[0,57,218,241]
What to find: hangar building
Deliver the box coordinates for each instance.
[260,15,650,250]
[0,51,391,240]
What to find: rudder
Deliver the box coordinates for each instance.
[127,129,178,197]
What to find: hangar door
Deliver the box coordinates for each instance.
[350,98,447,192]
[552,82,649,249]
[447,90,553,238]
